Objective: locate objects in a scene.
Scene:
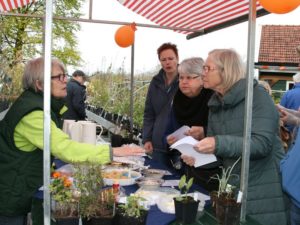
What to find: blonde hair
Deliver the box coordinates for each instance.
[22,57,65,91]
[258,80,272,95]
[208,49,245,93]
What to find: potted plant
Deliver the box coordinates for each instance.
[210,157,241,225]
[49,171,80,225]
[173,175,200,224]
[114,194,149,225]
[73,164,115,225]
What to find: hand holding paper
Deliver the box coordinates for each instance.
[170,136,217,167]
[168,125,190,140]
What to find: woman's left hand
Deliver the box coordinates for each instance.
[193,137,216,154]
[181,155,195,166]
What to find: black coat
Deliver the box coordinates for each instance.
[64,79,86,120]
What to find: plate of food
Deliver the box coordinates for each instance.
[104,161,140,171]
[102,168,142,186]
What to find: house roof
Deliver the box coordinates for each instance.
[258,25,300,65]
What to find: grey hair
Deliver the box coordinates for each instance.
[293,72,300,83]
[22,57,66,91]
[178,57,204,76]
[208,49,245,93]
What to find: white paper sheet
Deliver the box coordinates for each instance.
[170,136,217,167]
[169,125,190,140]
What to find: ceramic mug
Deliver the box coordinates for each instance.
[80,121,103,145]
[68,121,103,144]
[62,120,75,137]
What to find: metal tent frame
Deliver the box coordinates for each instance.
[1,0,259,224]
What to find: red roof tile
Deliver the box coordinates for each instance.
[258,25,300,64]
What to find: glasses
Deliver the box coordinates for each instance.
[51,73,69,82]
[203,65,217,73]
[179,75,201,81]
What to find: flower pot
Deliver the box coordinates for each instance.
[52,217,79,225]
[174,196,200,224]
[113,208,148,225]
[209,191,218,213]
[82,216,114,225]
[216,197,241,225]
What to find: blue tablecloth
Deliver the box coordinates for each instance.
[123,157,209,225]
[37,157,209,225]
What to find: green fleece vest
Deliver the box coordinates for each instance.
[0,89,60,216]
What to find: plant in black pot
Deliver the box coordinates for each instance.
[173,175,200,224]
[210,157,241,225]
[50,171,80,225]
[74,164,115,225]
[114,194,149,225]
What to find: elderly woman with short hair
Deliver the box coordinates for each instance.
[181,49,288,225]
[0,57,144,225]
[165,57,220,191]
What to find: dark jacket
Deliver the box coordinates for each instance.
[208,79,288,225]
[64,79,86,120]
[164,88,221,191]
[0,89,61,216]
[142,69,178,152]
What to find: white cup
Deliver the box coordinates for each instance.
[66,120,103,144]
[62,120,75,137]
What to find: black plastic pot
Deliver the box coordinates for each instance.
[52,217,79,225]
[216,198,241,225]
[113,208,148,225]
[174,197,200,224]
[82,216,114,225]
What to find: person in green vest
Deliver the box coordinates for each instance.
[0,57,145,225]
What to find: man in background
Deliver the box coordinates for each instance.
[280,72,300,132]
[64,70,87,120]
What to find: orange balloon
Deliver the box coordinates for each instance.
[259,0,300,14]
[115,23,137,48]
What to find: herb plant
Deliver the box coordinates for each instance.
[118,194,147,218]
[211,157,241,198]
[176,175,194,201]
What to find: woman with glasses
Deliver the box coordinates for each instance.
[181,49,288,225]
[142,42,179,166]
[0,57,144,225]
[165,57,220,191]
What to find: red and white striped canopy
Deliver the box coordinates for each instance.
[116,0,265,36]
[0,0,34,12]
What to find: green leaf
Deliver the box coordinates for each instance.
[186,177,194,191]
[178,175,186,190]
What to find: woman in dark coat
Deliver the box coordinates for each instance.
[165,57,220,191]
[181,49,288,225]
[142,42,179,166]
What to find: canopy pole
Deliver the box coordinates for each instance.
[88,0,93,19]
[43,1,53,225]
[240,0,257,222]
[129,43,135,137]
